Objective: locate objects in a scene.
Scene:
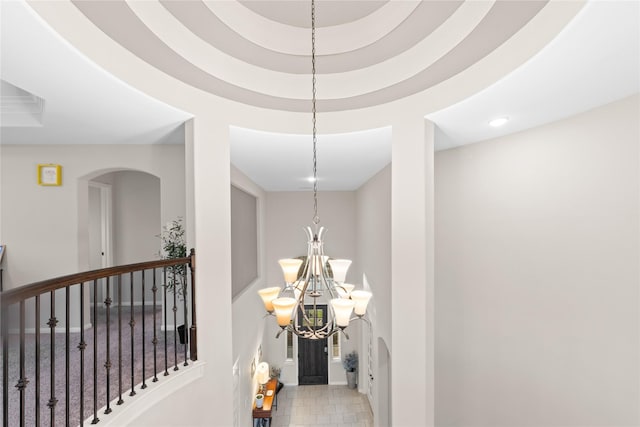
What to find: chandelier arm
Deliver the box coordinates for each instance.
[349,315,371,326]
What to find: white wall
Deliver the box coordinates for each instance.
[0,144,185,331]
[0,144,185,289]
[355,164,391,424]
[435,95,639,426]
[111,170,161,265]
[230,164,268,427]
[264,191,358,385]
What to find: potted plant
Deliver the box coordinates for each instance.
[343,351,358,389]
[158,217,188,343]
[255,393,264,409]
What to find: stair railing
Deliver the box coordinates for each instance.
[1,249,196,426]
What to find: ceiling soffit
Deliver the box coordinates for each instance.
[71,0,551,113]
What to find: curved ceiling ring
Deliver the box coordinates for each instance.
[73,0,549,113]
[238,0,387,28]
[126,0,493,100]
[159,0,463,75]
[320,0,495,99]
[202,0,420,56]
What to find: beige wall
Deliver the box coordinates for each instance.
[0,144,185,289]
[0,144,185,331]
[435,95,639,426]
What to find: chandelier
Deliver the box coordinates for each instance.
[257,0,372,340]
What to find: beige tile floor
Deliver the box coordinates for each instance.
[270,384,373,427]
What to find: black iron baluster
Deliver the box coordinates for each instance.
[17,300,28,427]
[129,272,136,397]
[35,295,41,426]
[65,287,70,426]
[141,270,147,389]
[182,265,188,366]
[172,269,178,372]
[152,268,158,383]
[104,276,112,415]
[2,301,8,427]
[91,281,99,425]
[163,267,168,377]
[78,285,86,426]
[117,275,123,405]
[48,291,59,426]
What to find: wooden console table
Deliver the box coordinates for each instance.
[252,378,277,426]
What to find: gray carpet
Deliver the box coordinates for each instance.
[1,305,189,426]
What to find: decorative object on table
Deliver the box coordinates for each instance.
[256,4,372,341]
[255,393,264,409]
[37,163,62,186]
[270,365,284,394]
[343,351,358,389]
[256,361,270,394]
[157,217,189,343]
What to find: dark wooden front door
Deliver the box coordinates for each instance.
[298,305,328,385]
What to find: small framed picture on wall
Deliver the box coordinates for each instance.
[37,164,62,186]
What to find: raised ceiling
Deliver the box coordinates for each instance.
[70,0,549,112]
[1,1,638,191]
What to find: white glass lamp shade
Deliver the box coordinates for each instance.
[279,258,303,283]
[257,362,270,385]
[258,287,281,313]
[272,297,297,327]
[328,259,351,283]
[336,283,355,298]
[351,290,372,316]
[330,298,355,327]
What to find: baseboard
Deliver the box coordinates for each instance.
[8,323,93,334]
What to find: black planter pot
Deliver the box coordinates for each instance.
[177,324,188,344]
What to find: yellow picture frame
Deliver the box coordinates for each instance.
[37,164,62,186]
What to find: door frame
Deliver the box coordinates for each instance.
[88,181,113,300]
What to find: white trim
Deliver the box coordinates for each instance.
[8,323,93,334]
[89,361,205,426]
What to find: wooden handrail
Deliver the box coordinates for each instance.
[1,254,192,307]
[2,249,197,426]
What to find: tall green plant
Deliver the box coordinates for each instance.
[158,217,187,296]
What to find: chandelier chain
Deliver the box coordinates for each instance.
[311,0,319,226]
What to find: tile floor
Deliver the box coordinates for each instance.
[270,384,373,427]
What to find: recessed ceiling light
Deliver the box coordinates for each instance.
[489,117,509,127]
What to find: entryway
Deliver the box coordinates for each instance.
[297,305,328,385]
[271,384,373,426]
